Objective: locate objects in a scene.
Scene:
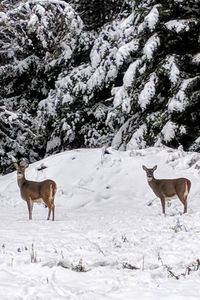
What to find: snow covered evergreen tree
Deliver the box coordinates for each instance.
[38,0,200,154]
[0,0,83,173]
[1,0,200,173]
[108,0,200,151]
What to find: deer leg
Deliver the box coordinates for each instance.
[183,200,187,214]
[177,195,187,214]
[52,203,55,221]
[27,199,33,220]
[159,196,166,215]
[47,204,51,220]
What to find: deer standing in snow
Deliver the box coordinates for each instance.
[12,158,57,221]
[142,165,191,215]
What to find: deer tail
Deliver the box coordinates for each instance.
[186,179,191,194]
[50,182,57,200]
[184,179,191,198]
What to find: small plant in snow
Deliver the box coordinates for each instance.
[158,252,179,280]
[30,243,38,263]
[122,262,139,270]
[60,251,64,259]
[121,234,129,243]
[11,257,14,268]
[58,258,88,272]
[170,218,188,233]
[186,259,200,275]
[71,259,88,272]
[158,253,200,280]
[1,244,6,253]
[112,234,129,248]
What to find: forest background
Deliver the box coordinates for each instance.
[0,0,200,173]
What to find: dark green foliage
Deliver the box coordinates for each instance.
[71,0,128,30]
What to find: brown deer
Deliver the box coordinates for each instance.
[142,165,191,215]
[12,158,57,221]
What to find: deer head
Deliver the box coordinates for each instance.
[142,165,157,181]
[11,157,29,180]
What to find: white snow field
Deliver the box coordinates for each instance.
[1,147,200,300]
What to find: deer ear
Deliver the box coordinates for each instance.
[153,165,157,171]
[20,158,29,168]
[13,163,19,170]
[142,165,147,171]
[10,156,19,169]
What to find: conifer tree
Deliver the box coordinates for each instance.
[1,0,200,173]
[38,0,200,154]
[0,0,83,172]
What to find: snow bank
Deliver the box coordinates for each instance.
[0,147,200,299]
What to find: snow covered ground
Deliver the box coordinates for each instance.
[1,147,200,299]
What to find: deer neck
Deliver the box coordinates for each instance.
[17,173,26,188]
[147,175,157,188]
